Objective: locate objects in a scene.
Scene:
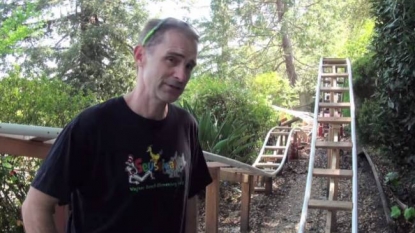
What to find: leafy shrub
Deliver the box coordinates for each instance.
[369,0,415,164]
[356,98,385,146]
[352,53,377,102]
[179,100,256,163]
[182,75,280,136]
[179,74,288,162]
[0,67,97,232]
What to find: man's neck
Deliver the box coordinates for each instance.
[123,88,168,121]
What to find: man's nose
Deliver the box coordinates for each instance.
[174,66,188,82]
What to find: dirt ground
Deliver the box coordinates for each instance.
[196,143,393,233]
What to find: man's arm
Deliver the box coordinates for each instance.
[21,115,94,233]
[22,187,59,233]
[185,196,198,233]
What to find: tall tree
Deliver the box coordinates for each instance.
[0,1,43,72]
[2,0,150,100]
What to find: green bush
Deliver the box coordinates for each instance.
[181,75,280,136]
[356,98,387,147]
[369,0,415,164]
[352,53,377,102]
[0,67,98,232]
[179,75,285,163]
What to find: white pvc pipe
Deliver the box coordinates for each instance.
[298,57,323,233]
[0,123,62,139]
[347,58,358,233]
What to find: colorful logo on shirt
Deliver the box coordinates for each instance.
[125,145,187,191]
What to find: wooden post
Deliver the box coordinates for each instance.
[205,167,220,233]
[264,177,272,195]
[240,174,253,233]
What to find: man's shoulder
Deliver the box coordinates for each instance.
[70,96,123,130]
[170,103,198,126]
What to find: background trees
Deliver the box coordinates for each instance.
[1,0,415,230]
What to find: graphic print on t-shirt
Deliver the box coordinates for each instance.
[125,145,187,192]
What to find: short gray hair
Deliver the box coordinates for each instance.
[138,18,199,49]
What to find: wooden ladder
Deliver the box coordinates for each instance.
[298,58,358,233]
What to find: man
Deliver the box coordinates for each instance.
[22,17,213,233]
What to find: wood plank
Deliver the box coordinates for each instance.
[319,103,350,108]
[219,168,260,183]
[254,187,266,192]
[320,87,349,92]
[264,177,273,195]
[264,146,285,150]
[207,162,230,168]
[220,169,244,183]
[318,117,351,124]
[0,135,51,159]
[325,210,334,233]
[315,141,352,149]
[260,154,284,159]
[241,174,253,233]
[321,73,349,78]
[322,58,347,64]
[323,64,347,68]
[206,167,220,233]
[270,132,290,135]
[255,163,280,167]
[308,199,353,211]
[220,167,258,175]
[313,168,353,178]
[327,149,340,232]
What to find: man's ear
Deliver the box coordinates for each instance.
[133,45,145,67]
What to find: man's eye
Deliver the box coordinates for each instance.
[167,57,176,63]
[186,64,194,70]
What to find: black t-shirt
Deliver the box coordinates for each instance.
[31,96,213,233]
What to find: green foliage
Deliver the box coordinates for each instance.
[0,67,98,127]
[182,75,280,134]
[390,206,415,222]
[404,207,415,221]
[341,78,351,117]
[369,0,415,164]
[384,171,400,188]
[179,75,283,162]
[356,98,386,146]
[179,100,256,163]
[352,53,377,101]
[340,19,375,60]
[0,67,98,232]
[249,72,298,108]
[391,205,402,219]
[3,0,149,100]
[0,1,43,56]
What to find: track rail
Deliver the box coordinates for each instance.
[204,126,305,177]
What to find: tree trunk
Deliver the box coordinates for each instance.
[276,0,297,86]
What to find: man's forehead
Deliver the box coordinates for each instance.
[161,30,197,51]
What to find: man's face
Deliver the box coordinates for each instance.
[134,29,198,104]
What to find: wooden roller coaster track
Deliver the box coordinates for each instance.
[298,57,358,233]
